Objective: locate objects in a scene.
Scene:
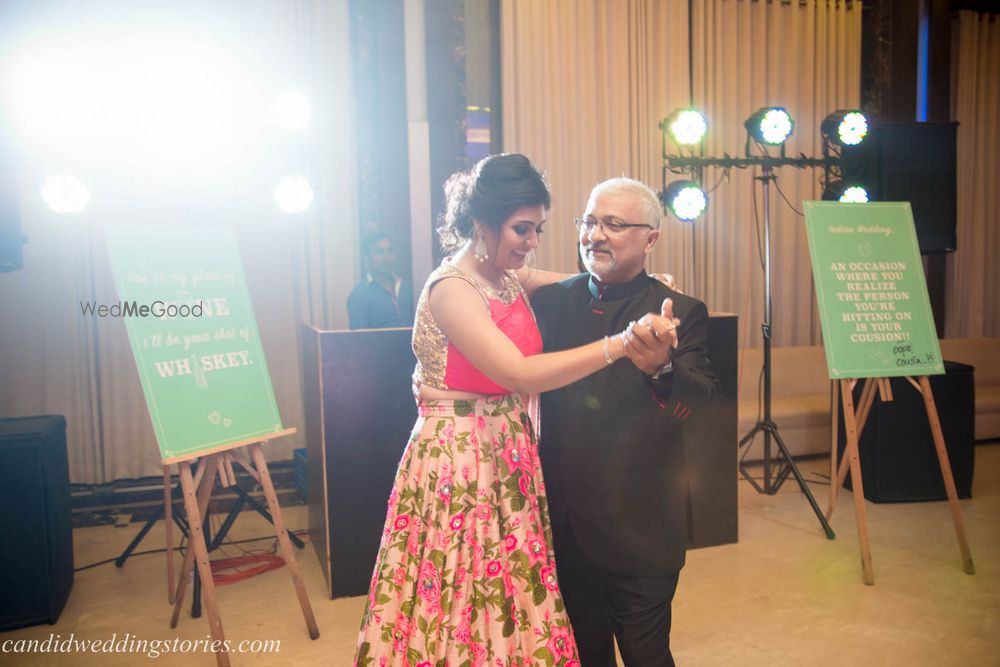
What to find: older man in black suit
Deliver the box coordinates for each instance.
[531,177,720,666]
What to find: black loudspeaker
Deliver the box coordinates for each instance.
[0,416,74,630]
[843,122,958,254]
[837,362,975,503]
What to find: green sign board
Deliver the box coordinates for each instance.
[803,201,944,379]
[105,226,284,462]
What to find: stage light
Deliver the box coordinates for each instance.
[5,32,262,179]
[823,181,869,203]
[662,180,707,221]
[273,92,312,131]
[821,110,868,146]
[663,108,708,146]
[42,175,89,213]
[274,176,314,213]
[745,107,794,145]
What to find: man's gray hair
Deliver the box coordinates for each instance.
[587,177,663,229]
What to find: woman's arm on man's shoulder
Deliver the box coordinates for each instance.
[514,266,573,297]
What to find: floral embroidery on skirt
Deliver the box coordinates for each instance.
[355,395,579,667]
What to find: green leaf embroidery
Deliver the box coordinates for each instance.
[533,647,555,663]
[532,582,547,606]
[510,492,525,512]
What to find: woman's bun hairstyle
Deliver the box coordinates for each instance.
[438,153,550,252]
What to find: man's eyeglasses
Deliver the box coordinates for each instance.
[574,217,653,235]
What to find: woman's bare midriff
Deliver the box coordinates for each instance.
[417,385,487,401]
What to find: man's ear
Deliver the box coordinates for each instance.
[644,229,661,254]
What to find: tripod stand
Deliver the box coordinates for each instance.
[116,464,306,616]
[737,164,836,539]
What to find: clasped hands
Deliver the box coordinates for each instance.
[622,297,680,375]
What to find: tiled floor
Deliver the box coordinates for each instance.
[2,445,998,666]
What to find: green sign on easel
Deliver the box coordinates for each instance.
[105,226,284,462]
[803,201,944,379]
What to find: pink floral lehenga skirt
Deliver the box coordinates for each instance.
[354,395,580,667]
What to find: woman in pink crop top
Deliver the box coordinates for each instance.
[355,155,653,667]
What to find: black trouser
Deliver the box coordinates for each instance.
[554,521,680,667]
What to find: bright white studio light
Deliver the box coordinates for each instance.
[671,186,707,221]
[837,112,868,146]
[5,33,259,175]
[274,176,314,213]
[666,109,708,146]
[273,92,312,131]
[840,186,869,203]
[42,174,90,213]
[663,180,707,221]
[760,109,793,144]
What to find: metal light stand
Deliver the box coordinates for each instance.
[664,149,837,539]
[735,162,835,539]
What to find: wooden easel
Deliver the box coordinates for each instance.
[163,429,319,666]
[827,376,976,585]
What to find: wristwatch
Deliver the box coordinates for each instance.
[651,360,674,379]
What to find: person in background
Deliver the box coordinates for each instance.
[347,231,414,329]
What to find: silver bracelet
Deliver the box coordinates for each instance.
[602,335,614,365]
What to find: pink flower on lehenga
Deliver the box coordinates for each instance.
[392,565,407,588]
[391,613,411,652]
[546,626,575,661]
[540,564,559,592]
[517,441,537,475]
[449,513,464,530]
[504,533,518,552]
[523,530,548,567]
[475,503,491,521]
[468,536,485,578]
[454,604,473,643]
[437,477,453,502]
[416,560,442,612]
[406,517,421,556]
[468,641,487,667]
[476,416,486,430]
[393,515,410,531]
[503,567,516,598]
[518,473,532,497]
[486,559,502,577]
[500,441,522,474]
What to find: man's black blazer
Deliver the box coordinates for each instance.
[532,272,720,576]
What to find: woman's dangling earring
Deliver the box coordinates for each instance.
[474,234,489,263]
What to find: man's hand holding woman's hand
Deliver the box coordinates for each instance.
[622,298,680,375]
